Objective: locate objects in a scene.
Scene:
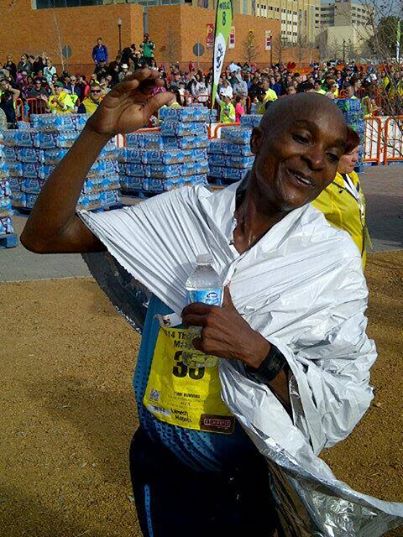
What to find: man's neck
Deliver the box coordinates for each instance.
[233,174,289,253]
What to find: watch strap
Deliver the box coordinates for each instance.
[245,343,286,384]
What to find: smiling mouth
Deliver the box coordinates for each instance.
[287,169,314,188]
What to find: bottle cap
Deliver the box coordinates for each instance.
[196,253,213,265]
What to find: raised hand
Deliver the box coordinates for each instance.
[181,286,271,368]
[86,68,173,137]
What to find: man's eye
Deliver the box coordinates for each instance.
[292,134,308,144]
[327,153,339,163]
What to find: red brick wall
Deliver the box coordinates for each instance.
[0,0,143,69]
[148,5,281,68]
[0,1,318,75]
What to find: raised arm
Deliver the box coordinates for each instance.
[21,68,173,254]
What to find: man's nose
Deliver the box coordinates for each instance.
[303,147,326,170]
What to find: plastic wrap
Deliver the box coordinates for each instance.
[79,183,403,536]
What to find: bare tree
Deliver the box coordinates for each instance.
[243,31,260,64]
[159,30,180,67]
[353,0,402,162]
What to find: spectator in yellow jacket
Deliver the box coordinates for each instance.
[312,127,369,267]
[48,81,74,114]
[77,84,103,115]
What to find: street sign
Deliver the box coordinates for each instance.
[62,45,72,59]
[193,43,205,57]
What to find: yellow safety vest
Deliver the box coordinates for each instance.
[312,171,369,268]
[81,97,99,115]
[48,91,74,114]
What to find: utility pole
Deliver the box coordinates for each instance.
[117,17,122,54]
[342,38,346,64]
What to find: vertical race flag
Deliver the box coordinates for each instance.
[211,0,233,108]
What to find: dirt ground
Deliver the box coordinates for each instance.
[0,251,402,537]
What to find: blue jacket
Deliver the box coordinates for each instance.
[92,44,108,64]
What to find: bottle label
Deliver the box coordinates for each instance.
[187,288,223,306]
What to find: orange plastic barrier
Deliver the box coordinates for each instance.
[208,122,240,139]
[383,116,403,165]
[15,97,24,121]
[363,117,383,165]
[26,97,48,117]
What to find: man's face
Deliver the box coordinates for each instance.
[70,76,77,84]
[97,39,102,46]
[250,107,345,211]
[90,86,102,102]
[346,86,354,98]
[55,86,63,94]
[34,80,42,90]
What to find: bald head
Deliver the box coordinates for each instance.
[249,93,348,213]
[260,93,346,141]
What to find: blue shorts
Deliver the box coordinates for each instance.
[129,427,279,537]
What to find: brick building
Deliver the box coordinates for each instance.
[0,0,318,73]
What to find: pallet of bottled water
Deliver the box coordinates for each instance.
[119,105,216,197]
[2,114,122,213]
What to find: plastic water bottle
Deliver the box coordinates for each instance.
[182,253,223,368]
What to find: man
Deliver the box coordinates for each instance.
[232,72,248,98]
[271,73,284,96]
[77,84,103,115]
[140,34,155,67]
[314,80,326,95]
[3,55,17,80]
[27,78,49,114]
[118,63,130,82]
[261,77,278,104]
[345,83,358,99]
[216,91,235,123]
[94,60,108,81]
[92,37,108,65]
[21,69,377,536]
[65,75,82,101]
[48,81,74,114]
[0,77,20,127]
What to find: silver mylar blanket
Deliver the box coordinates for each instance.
[80,183,402,536]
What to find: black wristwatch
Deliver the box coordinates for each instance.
[245,343,287,384]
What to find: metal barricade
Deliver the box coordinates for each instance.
[363,117,383,165]
[383,115,403,165]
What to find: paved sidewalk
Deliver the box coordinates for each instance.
[0,168,401,282]
[361,166,403,252]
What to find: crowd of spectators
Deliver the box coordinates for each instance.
[0,38,401,129]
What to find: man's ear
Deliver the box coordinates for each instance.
[250,126,264,155]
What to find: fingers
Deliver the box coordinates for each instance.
[182,313,209,328]
[191,336,203,352]
[222,285,234,308]
[110,68,159,97]
[143,91,175,117]
[182,302,214,317]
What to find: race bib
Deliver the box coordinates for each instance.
[143,326,235,434]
